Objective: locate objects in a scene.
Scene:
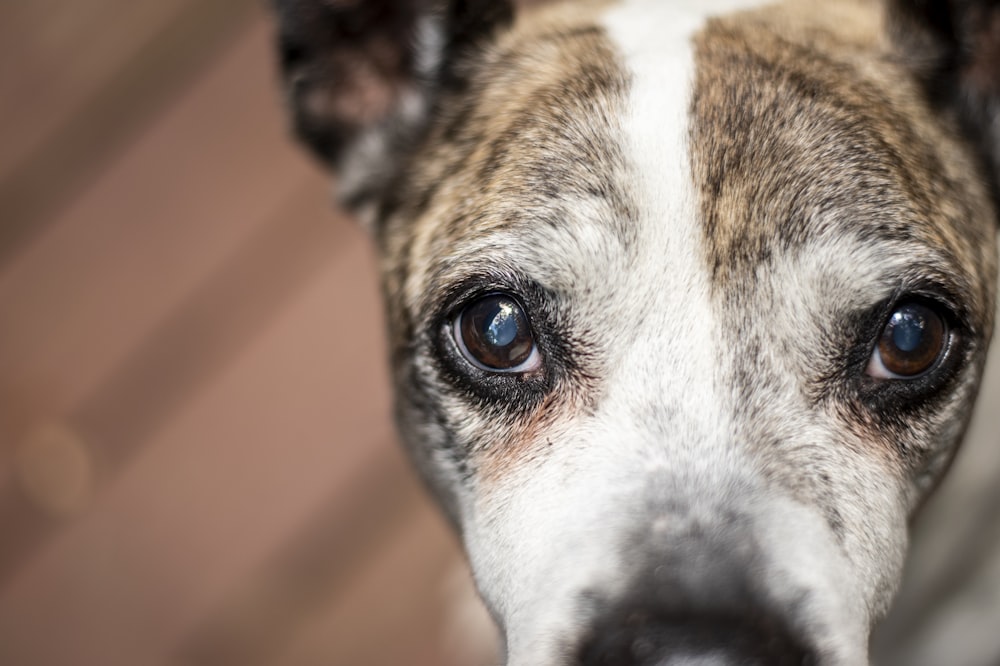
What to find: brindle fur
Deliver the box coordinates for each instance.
[271,0,1000,663]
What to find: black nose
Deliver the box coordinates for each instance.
[577,607,816,665]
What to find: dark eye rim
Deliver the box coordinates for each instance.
[867,299,954,380]
[429,275,559,406]
[452,291,542,374]
[855,289,971,409]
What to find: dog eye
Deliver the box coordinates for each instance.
[454,293,540,372]
[867,302,948,379]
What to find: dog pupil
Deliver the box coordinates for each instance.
[879,302,946,377]
[460,294,533,370]
[891,308,927,353]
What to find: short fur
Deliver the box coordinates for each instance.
[271,0,1000,663]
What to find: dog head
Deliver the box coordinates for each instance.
[272,0,1000,663]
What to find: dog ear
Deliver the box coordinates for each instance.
[886,0,1000,203]
[271,0,513,214]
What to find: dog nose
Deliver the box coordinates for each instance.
[577,607,816,665]
[574,528,819,666]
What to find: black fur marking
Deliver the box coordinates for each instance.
[887,0,1000,221]
[271,0,513,205]
[272,0,424,164]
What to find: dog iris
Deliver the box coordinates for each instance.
[873,302,947,378]
[455,293,537,372]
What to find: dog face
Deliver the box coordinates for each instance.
[273,0,1000,663]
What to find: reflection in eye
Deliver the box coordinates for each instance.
[868,302,947,379]
[455,293,540,373]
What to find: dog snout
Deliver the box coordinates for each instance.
[573,527,820,666]
[576,608,816,666]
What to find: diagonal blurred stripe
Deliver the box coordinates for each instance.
[0,179,347,590]
[0,0,259,270]
[172,447,444,666]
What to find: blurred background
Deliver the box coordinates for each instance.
[0,2,496,665]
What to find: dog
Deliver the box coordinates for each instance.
[270,0,1000,663]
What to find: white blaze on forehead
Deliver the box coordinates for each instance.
[596,0,785,478]
[598,0,741,422]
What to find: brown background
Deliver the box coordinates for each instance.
[0,2,496,665]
